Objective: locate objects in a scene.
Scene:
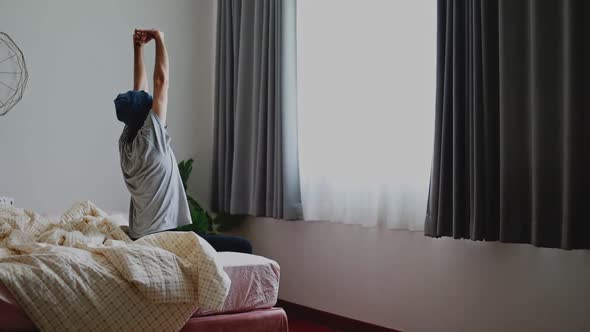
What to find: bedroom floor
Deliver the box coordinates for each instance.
[289,318,341,332]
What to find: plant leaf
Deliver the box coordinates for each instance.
[178,158,194,190]
[187,194,211,234]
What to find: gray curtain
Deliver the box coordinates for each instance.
[212,0,302,220]
[425,0,590,249]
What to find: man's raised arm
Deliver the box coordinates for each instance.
[133,30,149,91]
[148,30,169,125]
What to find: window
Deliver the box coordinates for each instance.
[296,0,436,229]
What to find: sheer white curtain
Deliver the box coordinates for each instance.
[296,0,436,230]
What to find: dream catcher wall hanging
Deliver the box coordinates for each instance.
[0,32,28,116]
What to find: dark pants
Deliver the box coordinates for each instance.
[198,233,253,254]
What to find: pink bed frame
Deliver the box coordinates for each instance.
[0,284,288,332]
[181,308,288,332]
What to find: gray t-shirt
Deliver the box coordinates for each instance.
[118,111,191,239]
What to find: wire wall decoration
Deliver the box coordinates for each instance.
[0,32,28,117]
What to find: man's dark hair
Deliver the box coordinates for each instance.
[114,90,153,141]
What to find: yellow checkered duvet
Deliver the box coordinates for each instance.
[0,201,230,332]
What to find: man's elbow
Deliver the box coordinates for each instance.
[154,74,169,88]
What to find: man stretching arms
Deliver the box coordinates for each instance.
[114,30,252,253]
[115,29,191,239]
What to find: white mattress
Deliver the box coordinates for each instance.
[194,252,280,316]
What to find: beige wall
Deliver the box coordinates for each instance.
[0,0,216,213]
[233,218,590,332]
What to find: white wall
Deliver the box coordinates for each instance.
[0,0,216,214]
[3,2,589,332]
[234,219,590,332]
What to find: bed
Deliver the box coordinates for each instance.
[0,251,287,332]
[0,204,287,332]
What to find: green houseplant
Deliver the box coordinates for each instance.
[176,159,245,234]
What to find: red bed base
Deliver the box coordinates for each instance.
[0,308,287,332]
[1,283,287,332]
[181,308,288,332]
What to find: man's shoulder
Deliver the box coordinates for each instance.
[135,112,171,153]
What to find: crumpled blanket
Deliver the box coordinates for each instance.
[0,201,230,332]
